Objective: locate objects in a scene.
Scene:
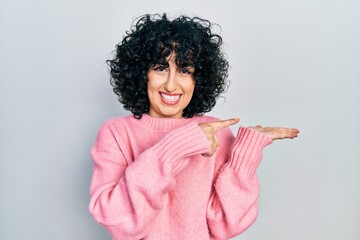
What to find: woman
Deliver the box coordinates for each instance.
[89,13,299,240]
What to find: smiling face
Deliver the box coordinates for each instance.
[147,54,195,118]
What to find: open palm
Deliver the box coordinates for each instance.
[249,125,299,140]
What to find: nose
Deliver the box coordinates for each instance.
[164,71,177,92]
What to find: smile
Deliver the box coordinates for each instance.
[160,92,181,105]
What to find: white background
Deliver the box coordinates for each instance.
[0,0,359,239]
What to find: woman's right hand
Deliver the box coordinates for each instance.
[198,118,240,157]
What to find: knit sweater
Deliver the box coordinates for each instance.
[89,114,272,240]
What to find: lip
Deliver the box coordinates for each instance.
[160,92,182,105]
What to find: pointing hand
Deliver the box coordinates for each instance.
[199,118,240,157]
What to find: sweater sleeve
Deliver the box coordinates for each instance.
[89,121,209,240]
[206,126,272,239]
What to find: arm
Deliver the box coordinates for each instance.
[206,127,272,239]
[89,121,209,239]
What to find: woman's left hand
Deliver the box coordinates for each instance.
[249,126,300,140]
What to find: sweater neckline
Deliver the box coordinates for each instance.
[131,114,199,132]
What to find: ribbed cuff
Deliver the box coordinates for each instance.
[151,122,210,176]
[228,127,272,177]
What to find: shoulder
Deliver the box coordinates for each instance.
[92,115,136,151]
[93,115,136,140]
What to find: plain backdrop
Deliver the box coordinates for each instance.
[1,0,359,239]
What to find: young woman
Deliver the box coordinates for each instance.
[89,13,299,240]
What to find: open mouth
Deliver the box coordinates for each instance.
[160,92,181,105]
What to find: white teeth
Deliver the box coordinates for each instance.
[160,93,180,102]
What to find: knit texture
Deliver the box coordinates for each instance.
[89,114,272,240]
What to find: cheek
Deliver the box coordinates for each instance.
[188,87,195,97]
[183,83,195,102]
[188,81,196,95]
[147,80,159,93]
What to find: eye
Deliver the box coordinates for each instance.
[152,65,168,72]
[179,67,193,75]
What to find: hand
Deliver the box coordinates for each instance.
[249,125,299,140]
[199,118,240,157]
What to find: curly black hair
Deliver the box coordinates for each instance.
[107,13,229,118]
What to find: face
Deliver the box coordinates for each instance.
[147,54,195,118]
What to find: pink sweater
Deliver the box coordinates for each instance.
[89,114,272,240]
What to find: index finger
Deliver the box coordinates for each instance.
[211,118,240,131]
